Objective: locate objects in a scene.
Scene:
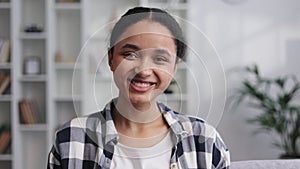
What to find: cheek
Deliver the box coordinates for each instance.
[112,59,135,84]
[111,57,132,73]
[158,71,174,87]
[110,58,121,72]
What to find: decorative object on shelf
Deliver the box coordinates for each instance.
[23,56,41,75]
[54,51,62,63]
[0,124,11,154]
[231,64,300,158]
[54,50,76,64]
[24,23,44,33]
[0,39,10,63]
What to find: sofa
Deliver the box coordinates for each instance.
[231,159,300,169]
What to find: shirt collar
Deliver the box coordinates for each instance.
[102,98,188,145]
[103,99,119,145]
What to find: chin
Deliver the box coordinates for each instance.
[129,94,156,105]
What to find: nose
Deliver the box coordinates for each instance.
[134,60,153,77]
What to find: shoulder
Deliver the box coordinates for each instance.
[58,111,103,130]
[159,102,219,140]
[170,111,230,168]
[160,103,230,168]
[176,112,219,139]
[55,111,105,142]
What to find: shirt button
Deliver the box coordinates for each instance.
[171,163,177,169]
[105,159,110,168]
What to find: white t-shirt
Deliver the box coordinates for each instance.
[111,132,173,169]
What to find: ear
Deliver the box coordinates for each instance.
[108,48,114,71]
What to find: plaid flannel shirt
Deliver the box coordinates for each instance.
[48,99,230,169]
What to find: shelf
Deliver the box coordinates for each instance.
[0,154,12,161]
[0,95,11,102]
[0,63,11,69]
[55,95,81,102]
[88,35,108,42]
[55,2,81,10]
[19,75,47,82]
[18,124,48,132]
[19,32,47,40]
[93,75,112,82]
[0,2,10,9]
[147,2,189,10]
[169,3,189,10]
[55,62,81,70]
[92,72,113,82]
[178,63,188,70]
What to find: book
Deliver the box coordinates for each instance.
[19,100,29,124]
[2,82,10,95]
[25,101,36,124]
[19,100,36,124]
[0,74,10,95]
[0,39,3,55]
[0,40,10,63]
[0,125,11,154]
[0,71,6,83]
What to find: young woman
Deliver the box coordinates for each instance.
[48,7,230,169]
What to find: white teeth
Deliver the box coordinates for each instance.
[132,81,151,87]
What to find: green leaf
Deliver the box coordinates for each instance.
[253,64,259,76]
[274,77,285,88]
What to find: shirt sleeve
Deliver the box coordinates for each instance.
[212,132,230,169]
[47,134,62,169]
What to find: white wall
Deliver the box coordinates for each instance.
[188,0,300,161]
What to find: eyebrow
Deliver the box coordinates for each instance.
[121,44,140,51]
[121,43,172,57]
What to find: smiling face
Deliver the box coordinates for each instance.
[109,20,178,108]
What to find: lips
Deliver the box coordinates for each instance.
[128,78,156,92]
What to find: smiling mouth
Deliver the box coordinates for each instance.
[131,79,155,86]
[128,78,157,92]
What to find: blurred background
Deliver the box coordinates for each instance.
[0,0,299,168]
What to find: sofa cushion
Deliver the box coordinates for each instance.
[231,159,300,169]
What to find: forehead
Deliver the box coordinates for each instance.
[119,20,173,39]
[115,20,176,53]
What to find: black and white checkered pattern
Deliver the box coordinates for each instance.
[48,99,230,169]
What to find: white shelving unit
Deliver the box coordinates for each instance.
[0,0,191,169]
[10,0,51,168]
[0,2,10,9]
[50,0,85,138]
[0,1,12,168]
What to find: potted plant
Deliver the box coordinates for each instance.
[232,64,300,158]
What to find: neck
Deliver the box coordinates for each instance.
[114,96,161,124]
[112,97,168,138]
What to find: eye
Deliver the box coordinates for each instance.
[153,55,168,63]
[122,52,139,60]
